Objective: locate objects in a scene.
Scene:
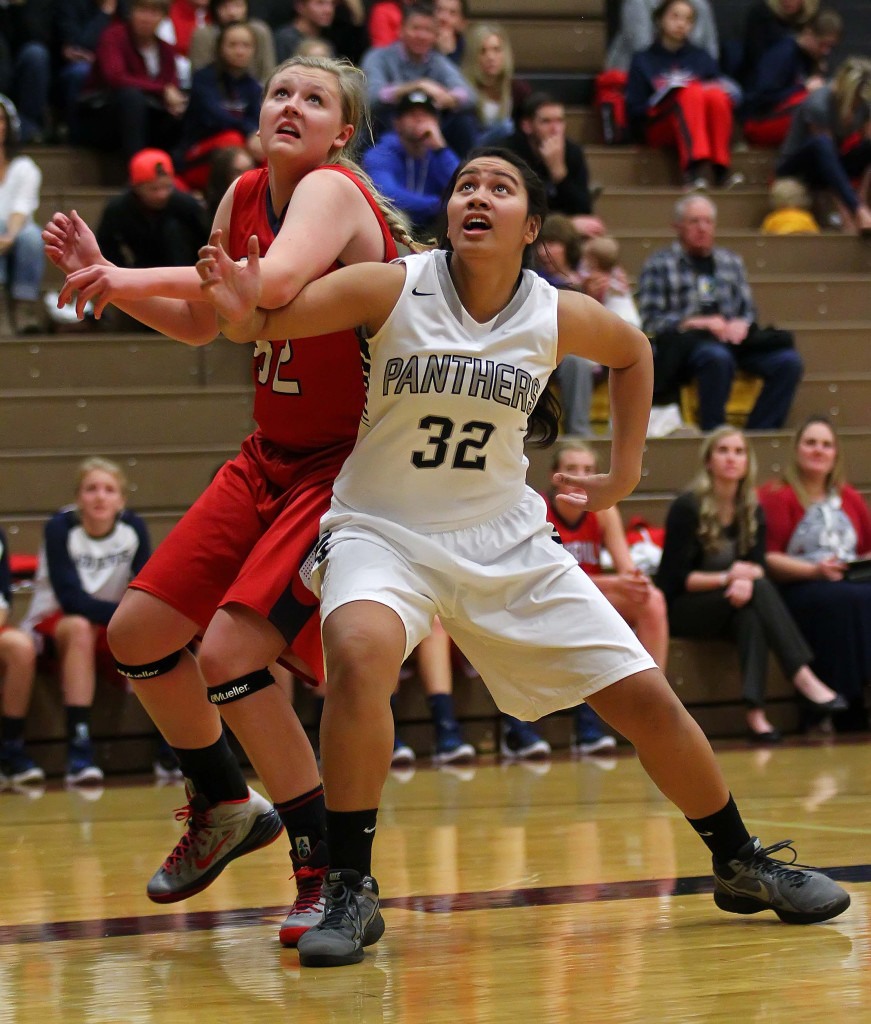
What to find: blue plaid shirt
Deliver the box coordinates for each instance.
[638,242,757,336]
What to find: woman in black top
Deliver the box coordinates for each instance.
[656,427,845,740]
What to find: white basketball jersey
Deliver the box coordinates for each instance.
[22,511,144,632]
[331,249,559,531]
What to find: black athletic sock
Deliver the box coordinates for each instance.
[0,715,25,744]
[65,706,91,744]
[172,732,249,805]
[274,784,327,864]
[687,794,752,865]
[326,807,378,877]
[428,693,457,730]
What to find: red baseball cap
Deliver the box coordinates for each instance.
[129,148,175,186]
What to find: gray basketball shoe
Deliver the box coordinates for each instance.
[297,869,385,967]
[713,837,850,924]
[147,785,284,903]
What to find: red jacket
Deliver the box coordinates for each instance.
[84,21,178,97]
[758,480,871,555]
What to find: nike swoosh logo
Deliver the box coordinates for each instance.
[363,826,376,834]
[194,834,231,870]
[723,877,770,901]
[412,287,435,296]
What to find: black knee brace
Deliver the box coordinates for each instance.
[114,649,184,680]
[208,668,275,706]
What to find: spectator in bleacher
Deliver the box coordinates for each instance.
[0,526,41,787]
[741,9,841,148]
[503,92,605,238]
[391,618,477,767]
[274,0,368,64]
[97,148,208,271]
[76,0,188,159]
[597,0,717,145]
[362,88,458,233]
[0,95,46,334]
[204,142,255,217]
[56,2,129,134]
[761,176,820,233]
[775,56,871,235]
[626,0,742,191]
[275,0,336,63]
[20,458,152,784]
[655,427,847,742]
[0,0,52,143]
[580,236,642,329]
[637,194,803,431]
[534,213,586,289]
[461,23,530,145]
[548,442,669,754]
[434,0,466,65]
[179,22,263,190]
[737,0,820,88]
[361,2,478,156]
[759,416,871,729]
[189,0,276,84]
[605,0,718,72]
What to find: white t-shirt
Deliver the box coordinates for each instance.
[0,155,41,225]
[331,249,560,532]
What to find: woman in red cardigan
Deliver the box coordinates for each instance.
[758,416,871,727]
[75,0,188,158]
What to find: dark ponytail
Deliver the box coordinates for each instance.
[526,374,562,448]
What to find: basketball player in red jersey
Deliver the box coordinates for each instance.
[44,56,411,946]
[546,443,669,671]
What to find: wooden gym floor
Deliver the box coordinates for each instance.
[2,739,869,1024]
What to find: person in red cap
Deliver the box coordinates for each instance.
[94,148,208,282]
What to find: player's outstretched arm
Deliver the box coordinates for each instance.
[197,230,406,343]
[50,188,247,346]
[555,290,653,513]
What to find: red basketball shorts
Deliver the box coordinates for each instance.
[131,430,355,683]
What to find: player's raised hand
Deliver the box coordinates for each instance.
[42,210,106,274]
[197,230,263,329]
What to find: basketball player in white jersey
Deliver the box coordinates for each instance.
[196,148,850,968]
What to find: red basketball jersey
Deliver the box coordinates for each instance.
[544,495,603,576]
[228,165,398,452]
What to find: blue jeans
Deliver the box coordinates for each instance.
[685,337,802,430]
[0,221,45,300]
[776,135,871,213]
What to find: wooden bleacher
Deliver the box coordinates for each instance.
[3,5,871,767]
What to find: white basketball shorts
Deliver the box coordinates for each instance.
[314,487,657,721]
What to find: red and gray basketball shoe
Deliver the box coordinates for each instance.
[146,786,284,903]
[279,839,329,946]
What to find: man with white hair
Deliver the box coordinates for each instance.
[637,195,803,430]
